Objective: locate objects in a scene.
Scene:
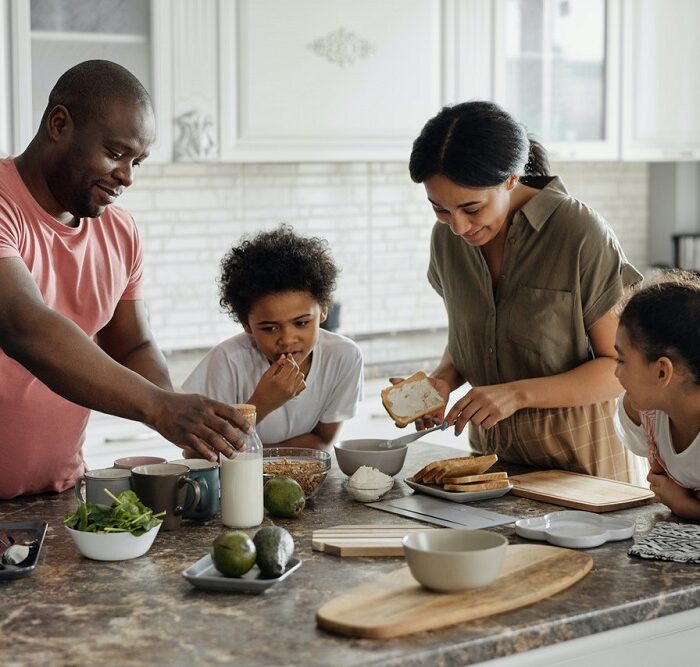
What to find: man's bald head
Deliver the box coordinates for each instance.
[40,60,152,130]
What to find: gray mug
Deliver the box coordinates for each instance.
[75,468,133,505]
[170,459,220,520]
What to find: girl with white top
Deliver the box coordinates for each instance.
[183,225,363,450]
[614,271,700,520]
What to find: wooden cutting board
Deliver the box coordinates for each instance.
[510,470,655,512]
[312,525,438,557]
[316,544,592,639]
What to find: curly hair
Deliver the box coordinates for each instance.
[619,269,700,385]
[218,224,339,324]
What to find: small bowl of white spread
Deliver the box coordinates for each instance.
[345,466,394,502]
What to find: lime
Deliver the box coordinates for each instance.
[263,476,306,518]
[211,531,257,577]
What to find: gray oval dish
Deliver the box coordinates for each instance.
[182,554,301,594]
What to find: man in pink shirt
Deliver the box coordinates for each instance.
[0,60,249,499]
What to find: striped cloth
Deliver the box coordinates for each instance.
[628,522,700,563]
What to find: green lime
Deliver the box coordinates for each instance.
[211,531,257,577]
[263,476,306,519]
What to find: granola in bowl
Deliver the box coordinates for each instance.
[263,448,331,498]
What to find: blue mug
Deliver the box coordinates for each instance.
[170,459,220,520]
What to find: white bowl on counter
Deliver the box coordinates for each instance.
[345,478,394,503]
[403,529,508,592]
[66,524,161,561]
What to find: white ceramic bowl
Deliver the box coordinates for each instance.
[334,439,408,477]
[403,529,508,592]
[66,524,161,561]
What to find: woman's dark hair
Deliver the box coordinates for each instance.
[218,224,338,324]
[409,100,549,187]
[619,270,700,385]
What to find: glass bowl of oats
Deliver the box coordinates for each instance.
[262,448,331,499]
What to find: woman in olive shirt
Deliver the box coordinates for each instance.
[409,101,643,482]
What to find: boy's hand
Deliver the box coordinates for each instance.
[249,354,306,418]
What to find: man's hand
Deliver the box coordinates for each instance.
[149,391,253,461]
[248,354,306,420]
[444,382,524,436]
[388,376,451,430]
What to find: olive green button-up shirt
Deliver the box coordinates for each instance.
[427,176,643,480]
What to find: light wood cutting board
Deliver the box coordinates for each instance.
[312,525,438,557]
[509,470,655,512]
[316,544,592,639]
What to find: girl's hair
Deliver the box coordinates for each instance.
[218,224,338,324]
[619,270,700,385]
[409,100,550,187]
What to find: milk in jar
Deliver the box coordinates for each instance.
[220,404,264,528]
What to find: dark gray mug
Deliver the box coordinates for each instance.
[131,464,200,531]
[75,468,132,505]
[169,459,220,520]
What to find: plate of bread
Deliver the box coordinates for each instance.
[405,454,513,503]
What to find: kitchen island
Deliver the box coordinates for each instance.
[2,443,699,667]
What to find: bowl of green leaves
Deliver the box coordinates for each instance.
[64,489,164,561]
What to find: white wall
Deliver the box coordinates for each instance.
[118,161,649,352]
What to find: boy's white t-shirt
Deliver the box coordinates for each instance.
[182,329,364,445]
[614,395,700,490]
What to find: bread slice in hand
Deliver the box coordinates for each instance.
[381,371,446,427]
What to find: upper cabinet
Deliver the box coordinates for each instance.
[218,0,447,162]
[492,0,620,161]
[621,0,700,161]
[8,0,172,162]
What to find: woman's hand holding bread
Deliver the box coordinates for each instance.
[383,372,450,429]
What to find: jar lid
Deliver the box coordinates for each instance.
[232,403,257,426]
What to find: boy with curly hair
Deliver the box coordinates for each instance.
[183,225,363,450]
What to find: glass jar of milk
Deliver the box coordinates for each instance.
[219,403,264,528]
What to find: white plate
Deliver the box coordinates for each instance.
[404,478,513,503]
[515,510,635,549]
[182,554,301,594]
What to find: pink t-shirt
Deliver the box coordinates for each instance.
[0,157,144,499]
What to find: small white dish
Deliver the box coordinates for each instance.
[404,477,513,503]
[66,524,161,561]
[515,510,635,549]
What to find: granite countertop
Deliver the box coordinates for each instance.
[1,443,699,667]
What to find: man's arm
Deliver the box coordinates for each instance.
[0,257,250,459]
[96,299,172,391]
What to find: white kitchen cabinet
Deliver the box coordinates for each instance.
[8,0,172,162]
[218,0,446,162]
[493,0,621,161]
[0,0,11,156]
[621,0,700,161]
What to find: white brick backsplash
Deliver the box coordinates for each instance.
[124,161,649,351]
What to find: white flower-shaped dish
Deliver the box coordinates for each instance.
[515,510,635,549]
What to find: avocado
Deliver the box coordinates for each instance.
[253,526,295,578]
[263,476,306,519]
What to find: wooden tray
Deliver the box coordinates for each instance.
[510,470,655,512]
[316,544,593,638]
[312,524,434,557]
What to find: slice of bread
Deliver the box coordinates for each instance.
[443,479,511,492]
[381,371,446,427]
[432,454,498,483]
[442,471,508,484]
[412,456,474,484]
